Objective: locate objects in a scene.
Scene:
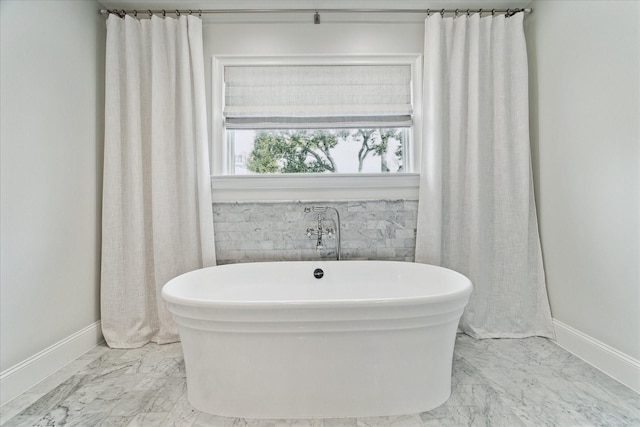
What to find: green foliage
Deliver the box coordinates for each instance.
[247,130,338,173]
[353,128,404,172]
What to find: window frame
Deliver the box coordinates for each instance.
[210,54,422,202]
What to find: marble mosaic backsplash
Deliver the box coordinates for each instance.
[213,200,418,265]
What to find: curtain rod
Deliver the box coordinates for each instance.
[99,8,532,23]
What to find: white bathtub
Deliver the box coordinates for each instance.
[162,260,472,419]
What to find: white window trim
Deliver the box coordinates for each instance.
[210,54,423,202]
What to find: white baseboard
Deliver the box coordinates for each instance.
[553,319,640,393]
[0,321,104,406]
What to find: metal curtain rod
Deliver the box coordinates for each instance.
[99,7,532,22]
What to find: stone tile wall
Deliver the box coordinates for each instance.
[213,200,418,265]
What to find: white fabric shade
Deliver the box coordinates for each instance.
[224,64,413,128]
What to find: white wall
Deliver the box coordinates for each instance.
[526,1,640,360]
[0,0,105,373]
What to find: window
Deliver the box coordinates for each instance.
[211,56,422,201]
[230,128,408,175]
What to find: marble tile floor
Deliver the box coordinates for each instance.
[1,335,639,427]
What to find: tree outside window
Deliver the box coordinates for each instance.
[234,129,405,174]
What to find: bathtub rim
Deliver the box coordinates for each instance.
[162,260,473,310]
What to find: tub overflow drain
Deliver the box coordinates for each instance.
[313,268,324,279]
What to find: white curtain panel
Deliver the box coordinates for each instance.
[101,15,216,348]
[415,13,554,338]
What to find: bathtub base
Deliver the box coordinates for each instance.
[179,323,458,419]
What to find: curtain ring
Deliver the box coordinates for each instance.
[491,9,496,16]
[162,9,166,17]
[176,10,180,16]
[133,10,137,18]
[440,9,445,17]
[199,9,202,18]
[189,10,193,15]
[455,9,459,17]
[507,9,512,17]
[466,9,471,16]
[478,9,483,17]
[147,9,152,17]
[426,9,430,17]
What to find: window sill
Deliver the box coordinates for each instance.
[211,173,419,202]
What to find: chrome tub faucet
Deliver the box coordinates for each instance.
[304,206,341,261]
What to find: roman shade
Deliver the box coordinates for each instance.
[224,64,413,129]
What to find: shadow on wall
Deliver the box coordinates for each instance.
[213,200,417,264]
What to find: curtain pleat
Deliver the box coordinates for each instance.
[101,15,215,348]
[415,13,554,339]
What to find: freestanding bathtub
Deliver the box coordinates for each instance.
[162,260,472,419]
